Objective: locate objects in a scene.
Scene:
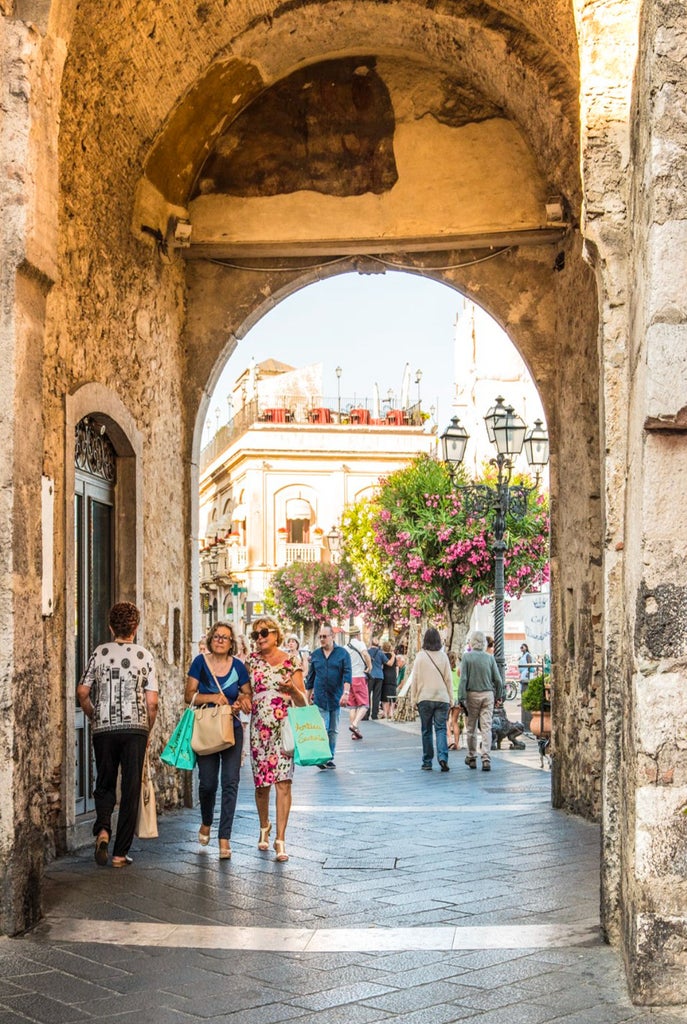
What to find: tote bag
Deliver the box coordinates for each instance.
[287,705,332,766]
[160,706,197,771]
[191,703,235,755]
[135,752,158,839]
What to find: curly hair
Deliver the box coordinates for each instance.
[206,620,235,654]
[109,602,140,639]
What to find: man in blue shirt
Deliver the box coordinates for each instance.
[305,622,352,769]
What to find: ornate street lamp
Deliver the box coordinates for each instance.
[441,401,549,684]
[326,525,343,564]
[440,416,469,469]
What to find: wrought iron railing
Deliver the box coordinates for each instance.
[200,397,425,472]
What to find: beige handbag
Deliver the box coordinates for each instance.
[135,751,158,839]
[190,657,236,755]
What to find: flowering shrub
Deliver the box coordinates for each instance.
[343,454,549,649]
[267,562,349,627]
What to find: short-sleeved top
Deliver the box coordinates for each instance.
[79,641,157,735]
[347,638,368,677]
[368,645,390,680]
[187,655,250,705]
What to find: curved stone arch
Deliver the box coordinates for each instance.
[186,235,600,816]
[122,2,581,238]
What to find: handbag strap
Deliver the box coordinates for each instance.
[202,654,231,698]
[425,651,447,683]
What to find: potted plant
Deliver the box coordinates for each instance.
[521,673,551,736]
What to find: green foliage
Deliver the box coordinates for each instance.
[521,673,551,711]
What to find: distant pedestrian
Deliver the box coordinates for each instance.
[366,637,391,719]
[345,626,372,739]
[77,602,158,868]
[285,633,310,677]
[410,628,453,772]
[447,649,463,750]
[305,623,352,769]
[380,641,398,719]
[518,642,534,689]
[458,630,503,772]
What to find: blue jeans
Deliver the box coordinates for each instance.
[418,701,449,766]
[196,722,243,840]
[316,705,340,759]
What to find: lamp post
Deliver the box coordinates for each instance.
[326,525,343,564]
[335,366,342,419]
[440,398,549,684]
[415,368,423,406]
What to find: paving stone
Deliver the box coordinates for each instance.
[0,994,92,1024]
[360,979,459,1013]
[4,722,668,1022]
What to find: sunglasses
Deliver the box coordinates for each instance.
[251,627,276,641]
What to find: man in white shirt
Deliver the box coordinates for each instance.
[345,626,372,739]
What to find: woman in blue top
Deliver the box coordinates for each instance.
[185,621,252,859]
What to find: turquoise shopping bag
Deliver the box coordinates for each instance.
[287,705,332,766]
[160,706,197,771]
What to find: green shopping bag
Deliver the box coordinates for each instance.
[160,707,197,770]
[287,705,332,766]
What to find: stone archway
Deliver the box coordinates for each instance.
[184,246,601,817]
[2,0,686,1006]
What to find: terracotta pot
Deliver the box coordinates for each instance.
[529,710,551,737]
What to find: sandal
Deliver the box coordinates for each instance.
[111,855,133,868]
[258,823,272,851]
[274,839,289,863]
[94,832,109,867]
[198,826,211,846]
[219,840,232,860]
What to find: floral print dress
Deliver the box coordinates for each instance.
[249,654,297,786]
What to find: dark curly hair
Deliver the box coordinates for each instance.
[109,602,140,639]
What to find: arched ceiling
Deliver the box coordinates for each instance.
[52,1,581,259]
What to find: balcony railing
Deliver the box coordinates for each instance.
[200,397,425,471]
[284,543,319,564]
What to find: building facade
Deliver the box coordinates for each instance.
[198,361,436,632]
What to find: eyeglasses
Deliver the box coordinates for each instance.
[213,634,232,643]
[251,628,275,641]
[319,634,331,639]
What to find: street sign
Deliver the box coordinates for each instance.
[246,600,266,620]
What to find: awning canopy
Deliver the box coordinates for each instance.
[286,498,312,520]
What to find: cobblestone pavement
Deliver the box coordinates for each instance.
[1,719,683,1024]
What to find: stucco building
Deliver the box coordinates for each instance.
[198,359,436,631]
[2,0,687,1005]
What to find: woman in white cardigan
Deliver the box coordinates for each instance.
[410,628,453,772]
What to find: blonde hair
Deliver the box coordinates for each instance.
[252,616,284,646]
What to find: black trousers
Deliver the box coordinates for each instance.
[367,677,383,719]
[93,731,148,858]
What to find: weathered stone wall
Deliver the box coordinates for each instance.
[618,0,687,1004]
[0,13,62,934]
[44,3,193,829]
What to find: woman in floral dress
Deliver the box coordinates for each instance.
[249,616,306,862]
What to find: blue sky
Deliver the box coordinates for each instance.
[206,270,470,436]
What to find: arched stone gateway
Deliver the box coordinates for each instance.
[0,0,685,1005]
